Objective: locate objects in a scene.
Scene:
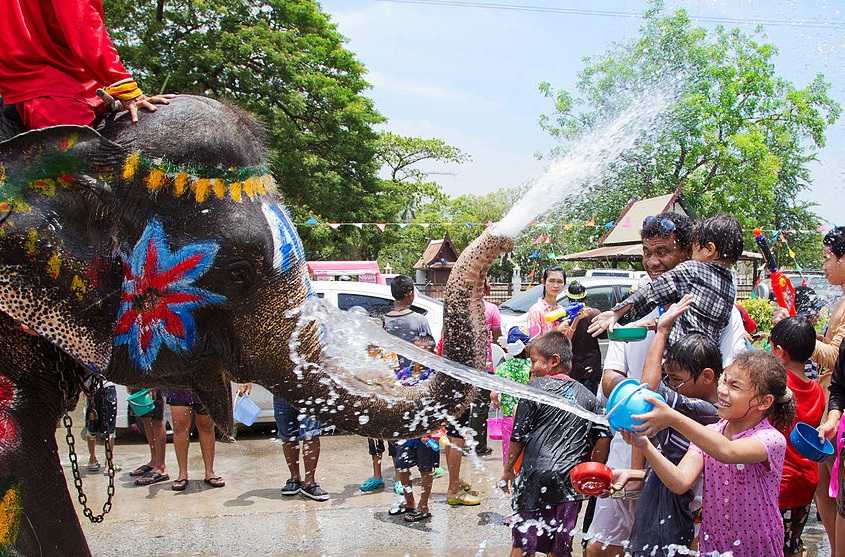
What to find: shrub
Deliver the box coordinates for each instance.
[737,298,774,333]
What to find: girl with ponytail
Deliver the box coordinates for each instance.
[620,351,794,556]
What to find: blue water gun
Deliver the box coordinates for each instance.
[544,302,585,326]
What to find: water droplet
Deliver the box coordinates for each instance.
[358,415,370,425]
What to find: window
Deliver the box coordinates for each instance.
[584,286,617,312]
[337,293,429,318]
[337,294,392,317]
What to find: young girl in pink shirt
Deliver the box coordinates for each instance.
[622,350,795,557]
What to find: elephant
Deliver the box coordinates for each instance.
[0,95,513,556]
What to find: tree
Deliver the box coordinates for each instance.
[537,1,839,267]
[105,0,384,253]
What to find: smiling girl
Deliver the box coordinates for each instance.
[622,351,795,556]
[526,266,567,338]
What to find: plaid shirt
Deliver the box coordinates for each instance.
[613,260,736,346]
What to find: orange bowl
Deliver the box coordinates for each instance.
[569,462,613,497]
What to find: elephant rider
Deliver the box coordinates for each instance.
[0,0,172,130]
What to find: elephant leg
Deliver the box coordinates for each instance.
[0,313,91,557]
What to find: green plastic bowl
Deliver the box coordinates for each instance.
[127,388,155,417]
[607,326,648,342]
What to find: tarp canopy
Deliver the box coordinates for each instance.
[306,261,385,284]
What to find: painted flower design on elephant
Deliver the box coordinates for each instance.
[0,374,16,449]
[114,218,227,371]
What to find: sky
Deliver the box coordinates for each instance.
[319,0,845,225]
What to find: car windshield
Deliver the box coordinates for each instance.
[500,285,543,313]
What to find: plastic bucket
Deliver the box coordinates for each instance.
[488,416,504,440]
[790,421,834,462]
[570,462,613,497]
[127,388,155,417]
[605,378,665,433]
[233,394,261,426]
[607,326,648,342]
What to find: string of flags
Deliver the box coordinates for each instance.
[296,216,833,239]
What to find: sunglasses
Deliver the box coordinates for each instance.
[643,216,677,234]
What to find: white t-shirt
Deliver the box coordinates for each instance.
[601,307,746,469]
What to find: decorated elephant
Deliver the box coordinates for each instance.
[0,95,512,556]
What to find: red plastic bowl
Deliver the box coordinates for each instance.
[570,462,613,497]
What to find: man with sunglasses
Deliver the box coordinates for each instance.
[584,212,747,557]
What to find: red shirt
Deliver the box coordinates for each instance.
[0,0,131,104]
[778,370,826,509]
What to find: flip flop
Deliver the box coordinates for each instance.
[130,464,153,477]
[388,503,415,516]
[134,472,170,486]
[404,509,432,522]
[171,479,188,491]
[203,476,225,488]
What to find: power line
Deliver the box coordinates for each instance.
[376,0,845,30]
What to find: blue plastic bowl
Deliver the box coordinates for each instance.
[790,421,834,462]
[605,378,665,433]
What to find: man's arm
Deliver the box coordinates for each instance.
[51,1,131,87]
[590,437,611,464]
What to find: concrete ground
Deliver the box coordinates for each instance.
[64,420,521,557]
[62,416,832,557]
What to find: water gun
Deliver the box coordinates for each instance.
[545,302,585,325]
[753,227,796,316]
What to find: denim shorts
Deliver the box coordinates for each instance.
[273,397,322,441]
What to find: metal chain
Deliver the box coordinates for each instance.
[56,354,115,523]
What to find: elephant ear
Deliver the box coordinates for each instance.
[0,125,126,372]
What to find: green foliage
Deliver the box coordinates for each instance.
[379,188,516,278]
[537,1,839,268]
[105,1,474,262]
[737,298,773,332]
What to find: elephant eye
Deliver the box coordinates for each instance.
[227,260,256,287]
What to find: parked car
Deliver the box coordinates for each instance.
[499,276,639,362]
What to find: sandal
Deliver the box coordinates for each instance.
[447,492,480,506]
[404,509,432,522]
[460,481,479,496]
[203,476,225,488]
[129,464,153,477]
[388,503,415,516]
[171,479,188,491]
[134,472,170,486]
[86,462,101,472]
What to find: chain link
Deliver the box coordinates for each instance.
[56,352,115,523]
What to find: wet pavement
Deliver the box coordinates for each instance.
[61,417,833,556]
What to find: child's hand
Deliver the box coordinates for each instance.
[657,295,693,333]
[588,310,619,338]
[611,468,644,493]
[490,392,501,410]
[631,395,676,437]
[818,417,839,441]
[619,429,648,449]
[499,469,515,494]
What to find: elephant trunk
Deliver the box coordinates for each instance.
[272,230,513,439]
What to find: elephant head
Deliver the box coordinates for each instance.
[0,95,513,437]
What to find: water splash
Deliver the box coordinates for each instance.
[294,299,609,425]
[492,81,679,239]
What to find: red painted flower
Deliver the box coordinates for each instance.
[0,374,16,445]
[114,218,226,371]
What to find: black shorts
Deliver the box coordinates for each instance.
[368,438,386,455]
[391,440,439,473]
[166,389,208,415]
[781,504,811,555]
[85,385,117,437]
[445,408,471,439]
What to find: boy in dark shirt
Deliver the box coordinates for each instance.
[501,331,611,557]
[613,296,721,557]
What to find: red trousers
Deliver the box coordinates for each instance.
[16,95,104,129]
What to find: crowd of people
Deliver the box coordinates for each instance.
[79,211,845,557]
